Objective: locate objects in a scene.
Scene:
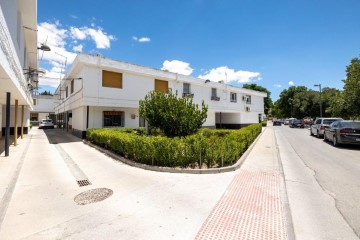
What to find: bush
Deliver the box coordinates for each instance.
[139,90,208,137]
[87,123,262,169]
[262,121,267,127]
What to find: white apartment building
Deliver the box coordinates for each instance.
[55,54,267,138]
[30,94,56,125]
[0,0,38,156]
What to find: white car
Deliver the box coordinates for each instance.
[310,118,342,138]
[39,119,54,129]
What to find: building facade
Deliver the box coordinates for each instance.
[30,94,56,125]
[0,0,38,155]
[54,54,267,138]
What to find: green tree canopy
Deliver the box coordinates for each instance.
[343,58,360,119]
[243,83,273,115]
[139,91,208,137]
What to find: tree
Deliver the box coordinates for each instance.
[342,58,360,119]
[139,91,208,137]
[243,84,273,115]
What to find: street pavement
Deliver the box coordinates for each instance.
[0,124,358,239]
[274,125,360,240]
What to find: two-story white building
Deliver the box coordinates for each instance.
[30,94,56,125]
[54,54,267,138]
[0,0,38,156]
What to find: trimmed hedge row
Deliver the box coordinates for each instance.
[87,123,262,168]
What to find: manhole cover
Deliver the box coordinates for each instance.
[74,188,113,205]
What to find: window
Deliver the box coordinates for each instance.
[102,70,123,88]
[30,113,38,121]
[246,95,251,104]
[183,83,190,94]
[230,92,237,102]
[155,79,168,93]
[139,117,146,127]
[211,88,217,97]
[66,86,68,98]
[103,111,124,127]
[33,98,37,105]
[71,80,74,94]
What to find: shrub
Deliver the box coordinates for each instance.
[262,121,267,127]
[139,90,208,137]
[87,123,262,169]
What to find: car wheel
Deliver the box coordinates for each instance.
[323,133,327,141]
[316,130,320,138]
[333,136,339,147]
[310,130,313,136]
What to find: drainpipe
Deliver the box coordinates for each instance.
[5,92,10,156]
[86,106,89,129]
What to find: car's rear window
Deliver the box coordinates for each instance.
[323,119,339,125]
[42,120,52,123]
[340,122,360,128]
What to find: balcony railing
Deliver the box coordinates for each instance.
[0,10,32,104]
[183,93,194,98]
[211,96,220,101]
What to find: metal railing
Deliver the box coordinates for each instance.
[0,9,32,105]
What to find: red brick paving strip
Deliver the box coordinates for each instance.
[195,170,287,240]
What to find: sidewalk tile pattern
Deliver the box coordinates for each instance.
[195,170,287,240]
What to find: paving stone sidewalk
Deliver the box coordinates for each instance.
[196,127,290,240]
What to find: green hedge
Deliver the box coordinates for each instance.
[87,123,262,168]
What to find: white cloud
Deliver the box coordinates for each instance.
[73,44,83,52]
[86,28,115,49]
[198,66,261,83]
[289,81,295,86]
[132,36,151,43]
[37,21,115,88]
[70,27,86,40]
[161,60,193,75]
[274,84,282,88]
[138,37,151,42]
[69,14,78,19]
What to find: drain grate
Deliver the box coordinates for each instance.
[77,179,91,187]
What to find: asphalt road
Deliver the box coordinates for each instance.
[274,125,360,239]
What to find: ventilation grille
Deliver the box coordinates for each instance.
[77,179,91,187]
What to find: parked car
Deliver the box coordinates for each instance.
[39,119,54,129]
[284,118,295,125]
[324,120,360,146]
[273,120,282,126]
[289,119,304,128]
[310,118,343,138]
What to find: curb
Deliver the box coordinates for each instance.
[83,128,266,174]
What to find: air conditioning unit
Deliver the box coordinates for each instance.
[246,106,250,112]
[182,93,194,98]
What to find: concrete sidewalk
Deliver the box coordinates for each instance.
[0,126,291,240]
[195,127,291,239]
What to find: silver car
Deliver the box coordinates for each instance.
[310,118,342,138]
[39,119,54,129]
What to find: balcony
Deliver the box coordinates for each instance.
[183,93,194,98]
[211,96,220,101]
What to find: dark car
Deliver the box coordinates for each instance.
[324,120,360,146]
[273,120,282,126]
[289,119,304,128]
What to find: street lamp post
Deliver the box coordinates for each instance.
[314,84,322,118]
[288,98,293,117]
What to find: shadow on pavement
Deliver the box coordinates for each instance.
[42,128,82,144]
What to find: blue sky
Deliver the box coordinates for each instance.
[37,0,360,100]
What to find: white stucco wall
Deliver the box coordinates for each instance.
[1,105,30,127]
[32,96,56,113]
[71,106,86,131]
[203,111,216,127]
[215,112,241,124]
[87,106,139,130]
